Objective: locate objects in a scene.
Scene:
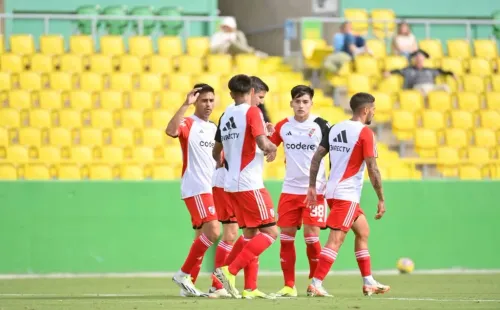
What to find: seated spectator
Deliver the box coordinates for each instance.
[210,17,268,58]
[384,49,457,95]
[391,22,418,58]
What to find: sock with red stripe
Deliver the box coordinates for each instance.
[228,233,275,276]
[312,247,338,283]
[355,249,375,285]
[190,256,203,284]
[280,232,296,288]
[305,234,321,279]
[211,240,233,289]
[225,235,244,266]
[243,237,259,291]
[180,234,213,276]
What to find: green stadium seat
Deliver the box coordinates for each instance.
[102,5,129,35]
[129,6,156,35]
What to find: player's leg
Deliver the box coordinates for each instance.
[190,229,203,284]
[351,214,390,296]
[303,195,327,280]
[241,227,261,297]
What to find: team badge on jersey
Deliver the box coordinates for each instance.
[208,206,215,215]
[308,128,316,137]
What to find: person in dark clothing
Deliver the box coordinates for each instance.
[258,104,271,123]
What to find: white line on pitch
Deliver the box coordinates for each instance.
[380,297,500,303]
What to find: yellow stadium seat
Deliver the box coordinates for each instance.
[120,164,144,180]
[57,109,82,128]
[127,91,154,110]
[10,34,35,54]
[450,110,474,130]
[149,110,172,129]
[469,58,492,76]
[0,54,23,72]
[0,164,18,180]
[30,54,53,72]
[0,109,21,127]
[110,128,134,146]
[0,34,3,53]
[87,109,114,128]
[473,39,497,60]
[141,128,165,147]
[0,72,12,91]
[118,109,144,128]
[146,55,173,74]
[194,74,221,92]
[347,74,371,94]
[38,90,63,109]
[6,146,29,163]
[37,146,61,163]
[24,164,51,180]
[89,164,114,180]
[98,90,123,109]
[8,90,31,109]
[355,56,379,76]
[89,54,114,73]
[158,36,183,57]
[456,92,480,112]
[137,73,163,92]
[98,146,124,163]
[18,72,42,91]
[70,35,94,55]
[68,90,93,110]
[491,75,500,92]
[0,128,7,146]
[392,110,416,141]
[366,39,386,59]
[169,74,193,92]
[19,128,42,147]
[160,91,184,111]
[384,56,408,71]
[187,37,210,57]
[177,55,204,75]
[419,39,443,60]
[207,54,232,75]
[109,73,133,91]
[371,9,395,38]
[119,55,143,74]
[100,36,124,56]
[28,109,51,127]
[415,128,438,158]
[68,146,92,163]
[421,110,445,131]
[398,90,423,113]
[388,164,416,180]
[479,110,500,130]
[467,147,490,165]
[427,91,452,112]
[440,57,464,76]
[152,165,175,180]
[57,164,81,180]
[47,128,71,146]
[444,128,468,149]
[128,36,153,57]
[462,75,485,93]
[485,92,500,110]
[132,146,154,161]
[447,40,471,59]
[79,128,103,146]
[378,75,403,93]
[235,54,260,74]
[344,8,369,35]
[370,91,392,122]
[473,128,496,148]
[79,72,104,91]
[40,35,64,55]
[58,54,85,73]
[48,72,73,91]
[437,147,460,177]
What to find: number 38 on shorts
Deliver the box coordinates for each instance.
[277,193,329,229]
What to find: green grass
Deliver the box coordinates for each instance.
[0,274,499,309]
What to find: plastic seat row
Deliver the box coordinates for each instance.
[415,129,500,156]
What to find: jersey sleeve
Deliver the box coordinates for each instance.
[178,117,193,140]
[214,113,224,143]
[269,118,288,146]
[246,106,266,138]
[360,127,378,159]
[314,117,332,141]
[320,125,332,150]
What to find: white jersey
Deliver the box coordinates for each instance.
[212,165,226,188]
[215,103,266,192]
[271,115,330,195]
[177,115,217,198]
[320,120,377,202]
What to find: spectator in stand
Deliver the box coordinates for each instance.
[210,16,268,58]
[391,21,418,58]
[384,49,457,95]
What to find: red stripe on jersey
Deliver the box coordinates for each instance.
[240,106,265,172]
[339,126,375,182]
[269,118,289,146]
[178,117,194,176]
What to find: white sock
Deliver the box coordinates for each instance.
[363,275,375,285]
[312,277,323,286]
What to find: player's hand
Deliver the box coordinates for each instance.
[215,159,224,168]
[304,187,317,208]
[265,151,276,162]
[184,87,202,106]
[265,122,275,136]
[374,200,385,220]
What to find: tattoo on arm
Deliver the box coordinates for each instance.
[365,157,384,201]
[309,146,328,187]
[256,135,276,153]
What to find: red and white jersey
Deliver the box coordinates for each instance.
[215,103,266,192]
[320,120,377,202]
[177,115,217,198]
[270,115,330,195]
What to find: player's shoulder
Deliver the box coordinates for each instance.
[180,115,195,127]
[276,117,291,127]
[311,115,331,129]
[208,120,217,129]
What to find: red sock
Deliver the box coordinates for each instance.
[280,232,296,288]
[225,235,245,266]
[180,234,213,275]
[211,241,233,289]
[312,247,337,281]
[355,249,371,277]
[191,256,203,284]
[228,233,275,275]
[244,256,259,290]
[304,234,321,279]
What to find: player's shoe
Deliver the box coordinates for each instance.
[272,286,298,298]
[208,287,232,298]
[363,281,391,296]
[242,289,276,299]
[306,283,333,297]
[214,266,238,298]
[172,272,208,297]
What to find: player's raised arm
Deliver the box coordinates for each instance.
[361,127,385,219]
[165,87,201,137]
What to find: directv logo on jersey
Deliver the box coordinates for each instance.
[199,141,215,148]
[222,133,240,141]
[330,130,350,152]
[330,145,351,152]
[285,142,316,151]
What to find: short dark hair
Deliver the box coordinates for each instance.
[250,76,269,92]
[193,83,214,95]
[228,74,252,94]
[349,92,375,112]
[291,85,314,99]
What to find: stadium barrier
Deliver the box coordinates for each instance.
[0,180,499,274]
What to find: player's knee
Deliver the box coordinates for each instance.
[243,228,258,239]
[203,221,220,243]
[326,230,346,249]
[281,227,297,237]
[303,225,320,236]
[354,229,369,243]
[222,223,239,242]
[260,225,279,240]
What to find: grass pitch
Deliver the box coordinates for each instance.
[0,274,499,309]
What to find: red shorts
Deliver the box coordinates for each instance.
[326,198,364,232]
[212,187,237,224]
[183,193,218,229]
[227,189,276,228]
[277,193,327,229]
